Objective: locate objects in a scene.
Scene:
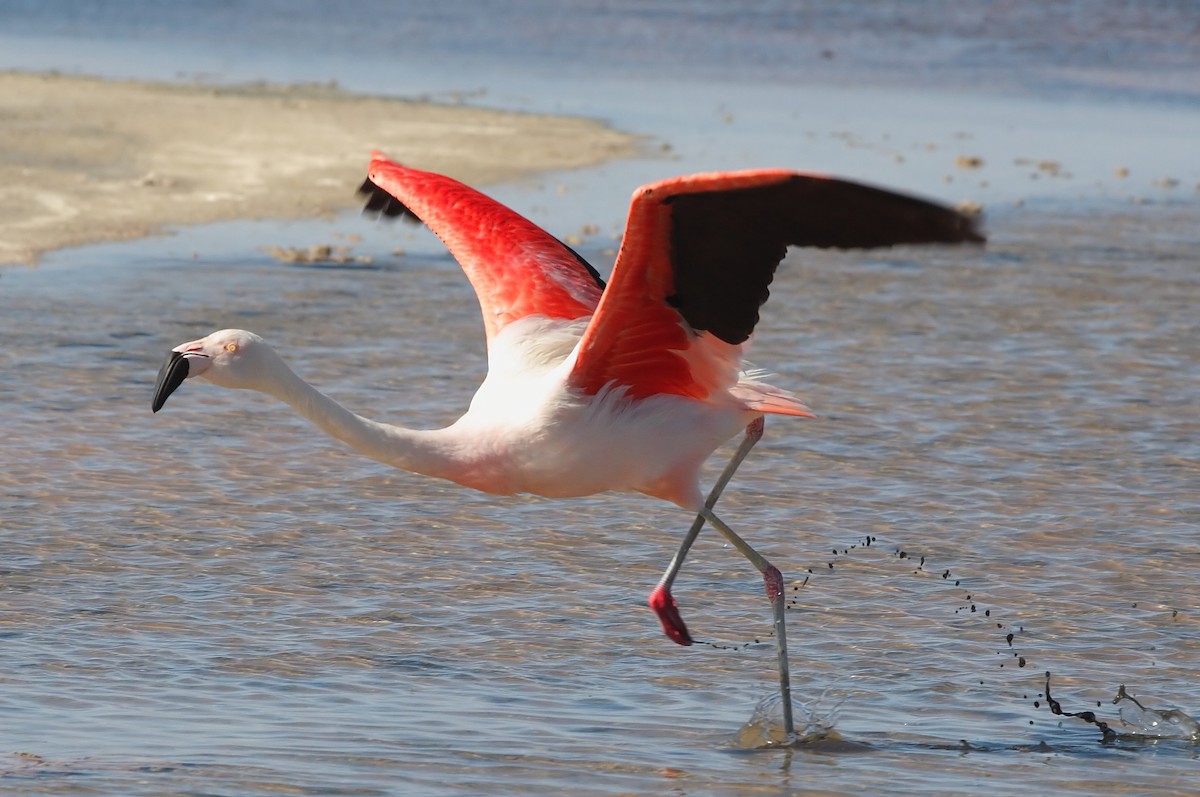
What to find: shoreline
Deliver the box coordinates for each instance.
[0,71,641,265]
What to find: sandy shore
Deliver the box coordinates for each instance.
[0,72,639,265]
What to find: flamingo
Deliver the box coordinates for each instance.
[152,153,983,736]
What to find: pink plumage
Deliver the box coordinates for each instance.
[153,154,983,736]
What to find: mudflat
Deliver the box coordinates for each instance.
[0,71,638,265]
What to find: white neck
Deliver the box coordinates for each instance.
[258,359,464,483]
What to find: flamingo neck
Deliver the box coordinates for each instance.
[260,360,463,482]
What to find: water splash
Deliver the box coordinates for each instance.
[1042,672,1117,739]
[730,689,845,749]
[1039,674,1200,743]
[1113,685,1200,741]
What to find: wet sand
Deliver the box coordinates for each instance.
[0,71,639,265]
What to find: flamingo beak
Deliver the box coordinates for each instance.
[151,350,192,413]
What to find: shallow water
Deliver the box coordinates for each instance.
[3,1,1200,794]
[2,203,1198,795]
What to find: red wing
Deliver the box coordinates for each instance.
[362,153,605,344]
[568,169,984,401]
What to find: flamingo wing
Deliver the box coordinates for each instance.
[360,153,605,344]
[568,169,984,401]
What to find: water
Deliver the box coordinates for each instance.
[1114,685,1200,741]
[3,2,1200,795]
[4,206,1198,795]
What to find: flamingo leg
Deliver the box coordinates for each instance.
[645,416,793,736]
[648,418,764,646]
[699,507,795,739]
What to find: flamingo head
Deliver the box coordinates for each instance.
[151,329,278,412]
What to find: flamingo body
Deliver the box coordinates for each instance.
[448,315,756,505]
[153,154,983,734]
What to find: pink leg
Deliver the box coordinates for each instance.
[648,418,765,646]
[699,508,795,738]
[648,581,694,645]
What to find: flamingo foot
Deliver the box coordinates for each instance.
[763,565,785,604]
[648,584,694,646]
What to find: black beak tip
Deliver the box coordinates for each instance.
[152,351,189,413]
